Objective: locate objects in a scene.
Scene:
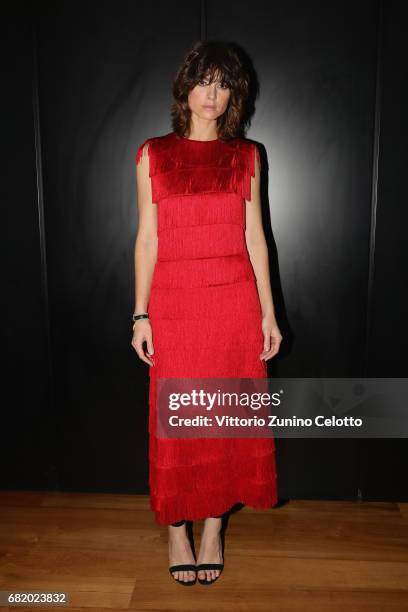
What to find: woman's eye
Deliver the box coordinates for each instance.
[197,79,229,89]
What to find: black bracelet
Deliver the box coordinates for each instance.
[132,313,149,322]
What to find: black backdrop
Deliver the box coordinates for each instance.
[2,0,407,501]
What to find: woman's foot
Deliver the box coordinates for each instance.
[196,517,223,583]
[168,523,196,584]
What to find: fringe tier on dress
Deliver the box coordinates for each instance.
[135,131,278,525]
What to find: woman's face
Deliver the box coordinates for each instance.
[187,71,231,121]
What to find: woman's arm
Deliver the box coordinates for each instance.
[132,142,158,366]
[245,149,282,361]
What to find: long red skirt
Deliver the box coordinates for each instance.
[147,252,278,525]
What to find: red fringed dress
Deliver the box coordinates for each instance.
[135,131,278,525]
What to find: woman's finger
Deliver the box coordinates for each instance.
[132,336,154,366]
[146,336,154,357]
[263,332,271,352]
[263,333,283,360]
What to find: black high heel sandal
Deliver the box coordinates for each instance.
[197,515,224,585]
[168,520,197,586]
[196,561,224,585]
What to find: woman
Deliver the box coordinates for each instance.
[132,40,282,586]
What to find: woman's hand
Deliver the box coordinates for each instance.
[131,319,155,366]
[260,314,282,361]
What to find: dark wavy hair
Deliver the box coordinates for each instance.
[170,40,252,141]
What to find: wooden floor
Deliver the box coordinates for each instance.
[0,491,408,611]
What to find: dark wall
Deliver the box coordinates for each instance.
[3,0,407,501]
[2,6,56,488]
